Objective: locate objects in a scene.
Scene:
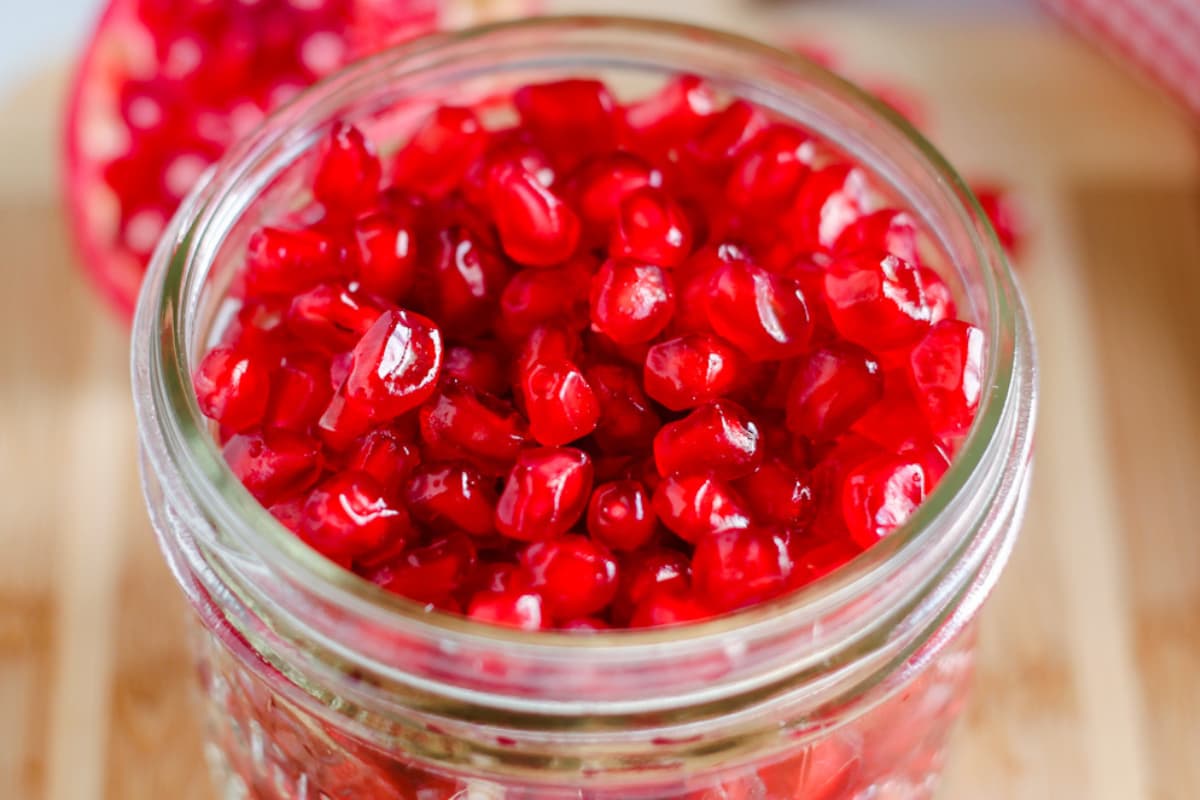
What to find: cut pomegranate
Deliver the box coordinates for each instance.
[64,0,522,317]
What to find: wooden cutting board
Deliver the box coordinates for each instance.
[1,5,1197,799]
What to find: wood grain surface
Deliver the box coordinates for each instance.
[1,5,1197,799]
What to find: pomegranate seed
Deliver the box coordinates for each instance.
[622,73,717,149]
[835,208,920,265]
[908,320,984,440]
[630,586,712,627]
[347,427,420,497]
[643,333,744,411]
[705,261,812,360]
[519,535,619,621]
[614,548,692,621]
[499,260,591,339]
[652,473,752,545]
[244,226,344,297]
[692,526,793,613]
[343,308,443,422]
[418,379,530,474]
[589,259,675,344]
[371,532,476,604]
[851,370,935,452]
[786,344,883,441]
[783,164,868,251]
[568,152,661,238]
[518,360,599,446]
[194,345,271,432]
[841,451,932,548]
[585,363,661,454]
[487,161,580,267]
[919,266,957,324]
[494,447,593,542]
[824,250,932,351]
[671,243,750,334]
[352,207,419,301]
[515,79,617,165]
[467,590,545,630]
[315,388,375,452]
[265,354,332,432]
[726,123,814,210]
[285,283,389,353]
[403,462,496,536]
[300,471,411,561]
[686,100,768,166]
[587,480,657,552]
[313,122,381,214]
[790,537,863,586]
[654,400,763,480]
[611,187,693,268]
[442,345,509,397]
[466,561,534,597]
[426,226,509,339]
[736,458,814,528]
[391,106,487,200]
[222,429,323,505]
[515,324,581,376]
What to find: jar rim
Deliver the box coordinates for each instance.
[133,14,1033,663]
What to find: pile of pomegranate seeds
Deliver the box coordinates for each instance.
[194,76,984,630]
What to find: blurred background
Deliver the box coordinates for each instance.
[0,0,1196,799]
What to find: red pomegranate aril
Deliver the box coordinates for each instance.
[514,79,617,164]
[313,122,381,214]
[908,319,984,440]
[736,458,815,529]
[687,100,768,166]
[644,333,744,411]
[622,73,717,148]
[589,259,675,344]
[403,462,496,537]
[654,400,763,480]
[418,379,530,474]
[316,387,375,451]
[487,161,580,267]
[825,249,933,351]
[630,586,712,628]
[494,447,593,542]
[515,324,581,375]
[611,187,693,268]
[499,260,591,338]
[791,537,863,585]
[300,471,411,561]
[841,451,932,548]
[671,243,749,334]
[518,360,599,446]
[653,473,752,545]
[467,590,545,630]
[835,208,920,265]
[466,562,534,597]
[244,226,344,297]
[426,226,509,339]
[918,266,957,324]
[519,535,619,620]
[784,163,869,252]
[786,344,883,441]
[285,282,389,353]
[587,480,657,552]
[391,106,488,200]
[705,261,812,360]
[726,123,815,210]
[223,429,323,505]
[343,308,443,422]
[850,371,934,452]
[347,427,420,497]
[194,345,271,432]
[265,354,333,432]
[585,363,661,454]
[692,526,793,613]
[353,208,419,301]
[442,345,509,397]
[615,548,692,619]
[372,532,477,604]
[568,152,661,238]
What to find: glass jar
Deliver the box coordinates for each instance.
[131,16,1036,800]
